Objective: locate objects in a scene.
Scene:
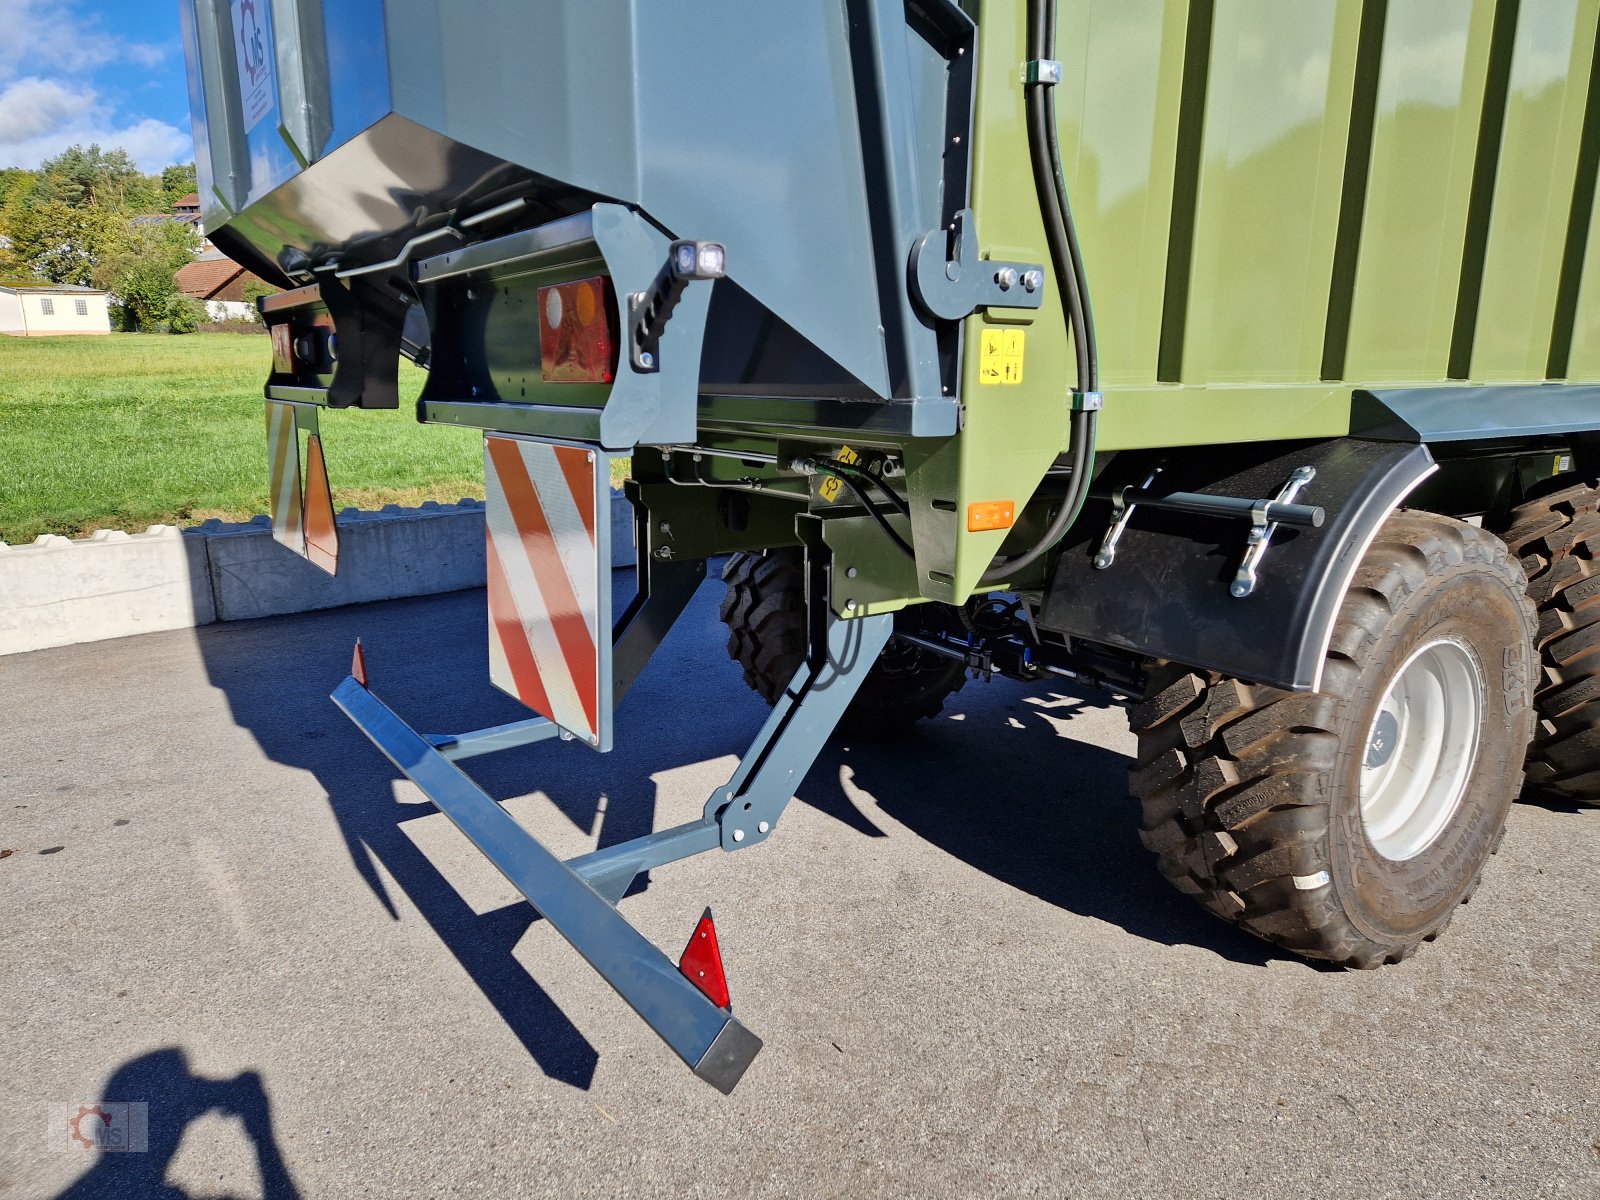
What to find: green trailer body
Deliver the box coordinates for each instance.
[180,0,1600,1092]
[1064,0,1600,447]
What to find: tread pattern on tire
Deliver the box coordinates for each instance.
[719,550,965,733]
[1493,478,1600,803]
[719,550,807,704]
[1128,513,1534,967]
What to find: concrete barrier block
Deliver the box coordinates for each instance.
[3,492,637,656]
[0,525,214,655]
[206,504,488,622]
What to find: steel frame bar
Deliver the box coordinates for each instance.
[425,717,561,761]
[331,530,889,1091]
[566,819,721,903]
[703,610,894,851]
[333,677,763,1093]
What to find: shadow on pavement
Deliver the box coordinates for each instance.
[190,577,1292,1094]
[189,578,766,1092]
[801,687,1291,969]
[53,1048,299,1200]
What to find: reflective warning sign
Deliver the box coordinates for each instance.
[978,328,1025,385]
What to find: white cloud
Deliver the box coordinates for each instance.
[0,1,168,83]
[0,1,187,171]
[0,77,96,143]
[0,111,190,175]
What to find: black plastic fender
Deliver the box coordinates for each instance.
[1038,438,1436,691]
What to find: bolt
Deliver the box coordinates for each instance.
[732,828,745,842]
[654,546,673,560]
[658,521,671,535]
[1022,269,1044,293]
[758,821,770,834]
[846,566,858,579]
[639,351,655,369]
[586,452,595,463]
[995,267,1018,291]
[844,598,857,612]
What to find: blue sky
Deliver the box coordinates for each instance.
[0,1,193,173]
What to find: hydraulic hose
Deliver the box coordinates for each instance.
[814,462,916,558]
[980,0,1099,585]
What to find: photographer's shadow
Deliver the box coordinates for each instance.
[54,1048,299,1200]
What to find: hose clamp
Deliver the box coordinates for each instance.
[1024,59,1063,85]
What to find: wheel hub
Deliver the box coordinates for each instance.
[1358,637,1484,861]
[1364,708,1400,769]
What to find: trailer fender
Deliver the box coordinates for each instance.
[1038,438,1437,692]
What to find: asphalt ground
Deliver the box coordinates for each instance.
[2,578,1596,1199]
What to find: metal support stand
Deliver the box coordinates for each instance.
[331,541,890,1093]
[703,611,892,851]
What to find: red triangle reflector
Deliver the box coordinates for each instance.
[678,907,731,1010]
[351,639,368,688]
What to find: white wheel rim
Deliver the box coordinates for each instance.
[1358,637,1484,862]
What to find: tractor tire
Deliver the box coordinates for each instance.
[1128,512,1535,967]
[719,549,966,737]
[1491,477,1600,803]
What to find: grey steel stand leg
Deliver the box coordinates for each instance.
[333,677,762,1093]
[332,548,888,1092]
[554,610,892,891]
[703,609,893,851]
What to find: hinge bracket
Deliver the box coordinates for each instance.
[909,209,1046,321]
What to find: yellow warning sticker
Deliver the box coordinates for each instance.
[818,444,859,503]
[979,328,1025,385]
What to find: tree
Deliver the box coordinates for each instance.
[3,198,123,286]
[93,218,202,330]
[161,163,198,207]
[240,278,278,322]
[165,294,205,334]
[38,145,158,211]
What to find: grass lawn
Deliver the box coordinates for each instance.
[0,333,487,544]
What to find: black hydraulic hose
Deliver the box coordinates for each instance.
[980,0,1100,585]
[825,458,912,518]
[814,463,916,559]
[1044,0,1098,392]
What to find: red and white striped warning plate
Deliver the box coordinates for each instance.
[267,400,305,556]
[265,400,340,575]
[485,435,612,748]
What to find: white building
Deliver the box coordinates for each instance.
[0,285,112,336]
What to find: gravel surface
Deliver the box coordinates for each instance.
[2,582,1596,1199]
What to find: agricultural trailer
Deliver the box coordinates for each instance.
[183,0,1600,1092]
